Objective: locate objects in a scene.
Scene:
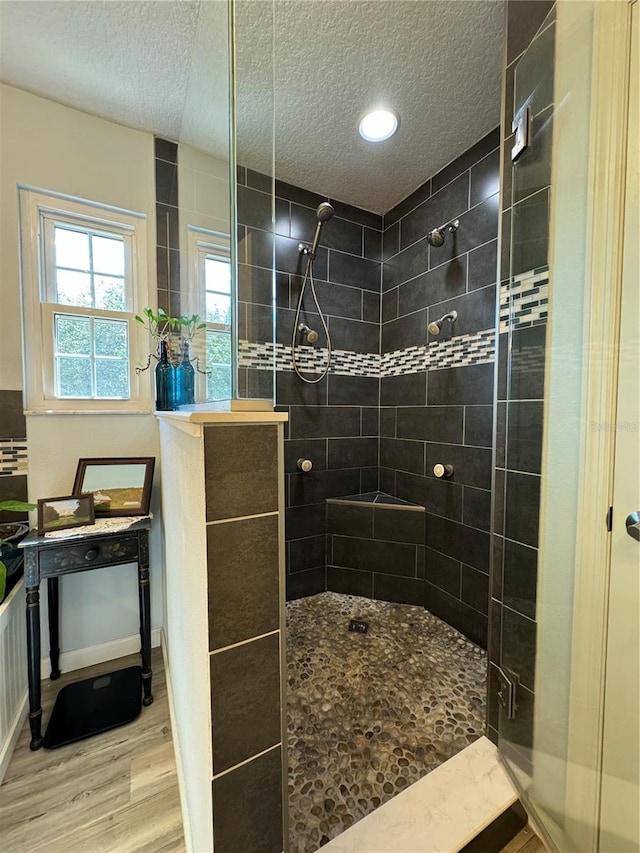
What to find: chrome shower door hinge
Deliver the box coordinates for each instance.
[496,666,518,720]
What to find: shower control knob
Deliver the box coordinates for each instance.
[433,463,454,479]
[297,458,313,473]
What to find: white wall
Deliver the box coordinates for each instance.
[0,84,163,660]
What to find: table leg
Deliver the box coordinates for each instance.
[138,532,153,706]
[26,585,43,750]
[47,577,61,680]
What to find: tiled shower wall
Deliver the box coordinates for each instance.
[0,392,28,526]
[236,171,383,601]
[488,0,555,755]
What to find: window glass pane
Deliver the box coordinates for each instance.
[55,227,90,270]
[55,315,91,355]
[92,234,125,276]
[95,358,129,398]
[206,293,231,324]
[208,364,232,401]
[207,330,231,362]
[205,257,231,294]
[95,275,127,311]
[94,318,128,358]
[56,356,92,397]
[55,269,92,307]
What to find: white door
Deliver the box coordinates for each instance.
[599,4,640,849]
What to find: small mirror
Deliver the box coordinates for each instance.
[72,458,155,517]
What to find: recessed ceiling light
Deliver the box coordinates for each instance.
[359,108,399,142]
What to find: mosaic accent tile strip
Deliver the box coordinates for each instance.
[238,328,495,379]
[0,440,28,476]
[287,592,487,852]
[500,268,549,333]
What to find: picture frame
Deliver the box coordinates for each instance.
[72,457,155,518]
[37,494,95,535]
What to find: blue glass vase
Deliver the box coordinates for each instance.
[155,340,176,411]
[176,341,195,406]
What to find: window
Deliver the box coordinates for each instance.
[186,227,233,401]
[19,189,149,412]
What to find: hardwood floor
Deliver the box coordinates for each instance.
[0,648,185,853]
[501,824,546,852]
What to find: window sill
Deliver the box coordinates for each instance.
[24,409,154,416]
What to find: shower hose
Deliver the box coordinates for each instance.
[291,253,332,384]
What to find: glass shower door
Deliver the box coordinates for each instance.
[496,1,636,850]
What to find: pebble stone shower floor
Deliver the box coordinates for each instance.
[286,592,487,853]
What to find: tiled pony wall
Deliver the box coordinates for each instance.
[237,125,501,650]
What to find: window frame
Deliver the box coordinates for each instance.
[19,187,151,413]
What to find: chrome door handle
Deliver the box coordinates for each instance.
[625,512,640,541]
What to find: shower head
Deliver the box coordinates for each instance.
[298,322,319,344]
[428,310,458,336]
[427,219,459,248]
[316,202,335,223]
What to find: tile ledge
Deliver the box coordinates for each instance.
[155,400,287,425]
[322,736,518,853]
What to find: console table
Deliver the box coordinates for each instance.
[19,515,153,750]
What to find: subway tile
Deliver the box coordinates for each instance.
[425,443,492,490]
[289,534,325,573]
[465,405,494,448]
[0,391,25,439]
[400,173,469,251]
[290,204,363,256]
[155,158,178,206]
[276,370,327,408]
[424,548,462,597]
[382,288,398,323]
[236,163,246,186]
[240,302,273,344]
[424,477,463,521]
[237,185,273,232]
[379,407,396,438]
[424,583,488,648]
[506,400,544,473]
[210,633,281,773]
[246,168,272,193]
[397,405,463,444]
[212,746,283,853]
[427,363,494,406]
[204,425,278,521]
[397,258,466,317]
[384,178,431,229]
[513,15,555,115]
[242,227,274,270]
[383,221,400,260]
[299,279,362,320]
[289,468,361,506]
[380,437,424,476]
[501,607,536,690]
[155,202,179,250]
[207,516,279,650]
[275,178,325,209]
[504,471,540,548]
[238,263,272,306]
[470,149,500,207]
[332,535,417,577]
[373,573,425,607]
[431,127,500,193]
[381,372,427,407]
[286,567,326,600]
[373,506,425,545]
[429,194,499,270]
[364,227,382,262]
[284,438,327,474]
[507,0,554,64]
[503,539,538,620]
[382,308,427,352]
[395,471,429,508]
[327,565,373,598]
[508,324,546,401]
[328,437,378,469]
[361,406,379,436]
[286,503,325,540]
[383,236,430,290]
[497,333,509,401]
[328,251,381,292]
[362,290,381,323]
[155,137,177,163]
[326,375,378,407]
[461,565,490,615]
[329,199,382,230]
[427,513,490,572]
[328,316,379,353]
[379,467,396,496]
[511,189,549,276]
[463,486,492,532]
[360,466,379,493]
[275,198,290,237]
[275,233,327,278]
[288,406,359,439]
[327,503,374,538]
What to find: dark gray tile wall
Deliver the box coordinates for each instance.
[488,1,555,754]
[379,128,501,649]
[236,169,382,599]
[0,390,28,524]
[155,138,181,317]
[205,422,284,847]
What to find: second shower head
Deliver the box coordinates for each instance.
[428,310,458,336]
[427,219,459,248]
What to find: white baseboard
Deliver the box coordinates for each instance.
[0,691,27,785]
[161,630,193,853]
[40,628,162,675]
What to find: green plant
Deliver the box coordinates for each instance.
[0,500,36,602]
[179,314,207,343]
[135,308,209,376]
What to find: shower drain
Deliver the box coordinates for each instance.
[348,619,369,634]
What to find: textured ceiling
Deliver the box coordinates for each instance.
[0,0,504,214]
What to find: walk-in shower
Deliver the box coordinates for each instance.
[292,202,335,384]
[427,218,459,247]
